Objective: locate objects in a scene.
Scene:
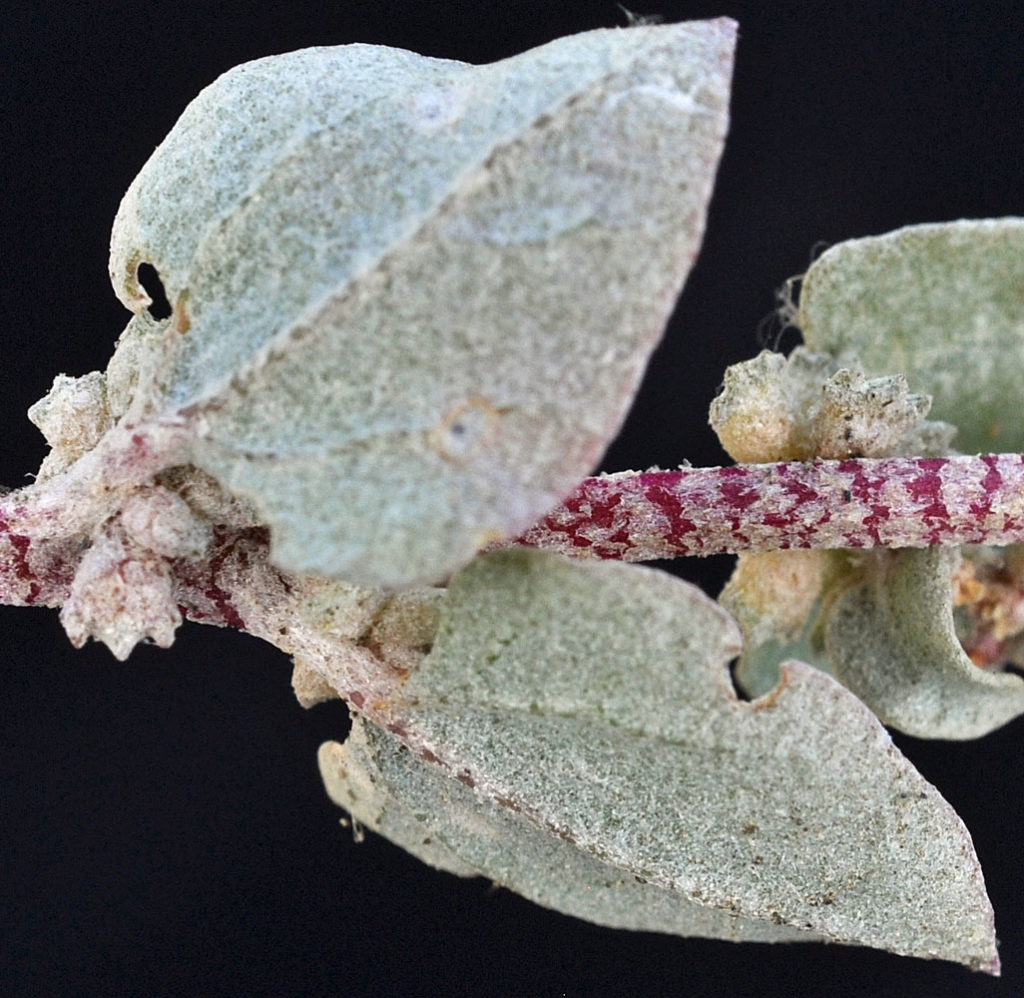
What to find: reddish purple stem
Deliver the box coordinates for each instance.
[515,453,1024,561]
[3,453,1024,610]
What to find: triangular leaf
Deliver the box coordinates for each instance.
[108,21,736,587]
[322,549,999,971]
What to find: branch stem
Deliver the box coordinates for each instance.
[516,454,1024,560]
[3,452,1024,609]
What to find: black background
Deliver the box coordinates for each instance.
[3,2,1024,995]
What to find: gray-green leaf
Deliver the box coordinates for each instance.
[321,549,999,972]
[108,20,735,588]
[798,218,1024,454]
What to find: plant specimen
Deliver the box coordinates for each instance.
[4,18,1022,974]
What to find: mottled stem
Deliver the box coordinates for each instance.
[4,453,1024,609]
[516,454,1024,560]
